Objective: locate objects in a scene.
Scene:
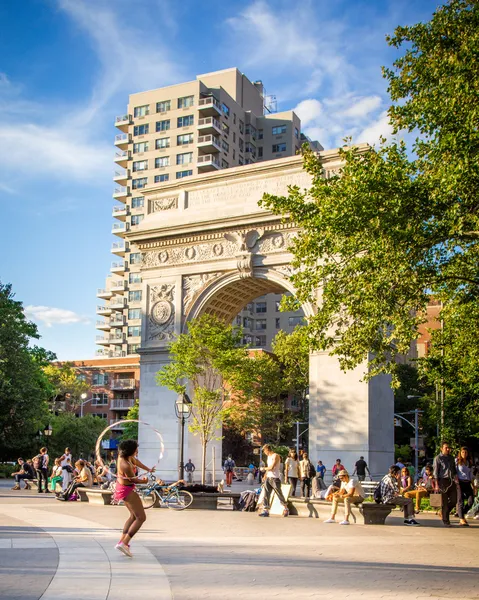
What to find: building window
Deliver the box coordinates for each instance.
[128,308,141,320]
[242,317,252,329]
[272,125,287,135]
[128,344,140,354]
[177,115,194,128]
[256,319,267,330]
[288,316,305,327]
[156,100,171,113]
[131,214,144,226]
[132,177,147,189]
[295,127,299,139]
[156,120,170,132]
[233,149,236,160]
[275,300,281,311]
[132,160,148,172]
[233,132,236,143]
[275,317,280,328]
[239,138,244,152]
[133,141,148,153]
[155,137,170,149]
[222,122,230,136]
[129,290,142,302]
[77,373,86,382]
[258,147,263,158]
[92,393,108,405]
[129,252,141,264]
[155,156,170,168]
[246,125,257,140]
[239,156,244,165]
[133,124,149,136]
[258,129,264,140]
[154,174,169,183]
[134,105,149,117]
[255,335,266,347]
[176,170,193,179]
[239,120,244,134]
[129,273,141,284]
[92,373,109,386]
[222,140,229,152]
[221,159,229,168]
[128,326,141,337]
[273,143,287,153]
[177,152,193,165]
[177,133,194,145]
[233,113,236,124]
[255,302,267,313]
[245,143,256,158]
[178,95,194,109]
[221,103,230,117]
[131,196,144,209]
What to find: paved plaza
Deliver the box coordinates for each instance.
[0,481,478,600]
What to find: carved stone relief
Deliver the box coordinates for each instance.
[182,272,223,314]
[224,229,265,278]
[147,283,176,342]
[149,196,178,213]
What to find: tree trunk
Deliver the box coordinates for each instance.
[201,440,207,484]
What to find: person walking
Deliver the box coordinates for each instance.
[456,447,474,527]
[316,460,326,480]
[223,455,235,488]
[433,441,458,527]
[284,449,299,497]
[33,447,50,494]
[112,439,155,557]
[378,465,420,526]
[324,470,364,525]
[258,444,289,518]
[352,456,371,482]
[11,458,34,490]
[299,451,314,498]
[184,458,196,484]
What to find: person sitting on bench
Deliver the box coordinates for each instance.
[11,458,35,490]
[56,460,93,501]
[153,478,225,494]
[324,470,364,525]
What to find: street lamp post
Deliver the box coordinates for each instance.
[44,424,53,437]
[175,393,192,480]
[395,403,423,481]
[79,393,89,417]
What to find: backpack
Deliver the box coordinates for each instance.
[308,461,316,479]
[224,459,234,472]
[373,483,382,504]
[33,455,44,470]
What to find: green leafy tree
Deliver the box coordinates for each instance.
[120,399,139,440]
[47,413,106,462]
[0,282,53,460]
[157,314,247,483]
[43,362,89,408]
[260,0,479,387]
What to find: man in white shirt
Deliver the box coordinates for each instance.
[324,470,364,525]
[258,444,289,518]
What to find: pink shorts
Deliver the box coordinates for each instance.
[113,483,135,502]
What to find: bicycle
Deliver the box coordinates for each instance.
[138,475,193,510]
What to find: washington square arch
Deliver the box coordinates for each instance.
[129,150,394,479]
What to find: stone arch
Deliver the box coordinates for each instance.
[184,268,314,326]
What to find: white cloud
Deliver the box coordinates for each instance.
[294,99,322,127]
[357,111,394,145]
[25,305,91,328]
[341,96,382,119]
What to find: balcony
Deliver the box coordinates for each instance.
[111,242,127,256]
[110,280,125,293]
[110,298,126,310]
[109,333,125,345]
[197,117,222,135]
[112,205,129,220]
[113,186,129,200]
[111,378,136,391]
[197,154,221,172]
[110,261,125,274]
[198,96,221,117]
[95,335,110,345]
[197,134,221,153]
[110,316,125,327]
[114,133,130,148]
[115,114,132,132]
[111,399,135,411]
[97,305,112,316]
[113,170,129,186]
[112,222,129,237]
[96,320,111,331]
[109,419,127,429]
[97,288,113,299]
[114,150,129,168]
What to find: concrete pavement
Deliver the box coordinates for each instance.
[0,480,478,600]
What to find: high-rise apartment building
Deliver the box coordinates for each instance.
[96,68,321,357]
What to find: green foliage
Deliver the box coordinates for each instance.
[0,282,53,460]
[0,463,18,478]
[43,362,89,407]
[120,399,139,440]
[395,444,413,463]
[260,0,479,388]
[46,413,106,461]
[157,314,247,482]
[270,445,290,461]
[272,326,309,415]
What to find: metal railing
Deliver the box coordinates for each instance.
[111,261,125,268]
[97,305,111,313]
[110,379,136,391]
[197,154,220,166]
[112,206,128,214]
[110,298,126,308]
[198,97,221,110]
[114,170,127,179]
[113,186,127,195]
[116,114,130,123]
[111,399,135,410]
[96,320,110,327]
[198,117,221,128]
[111,242,126,251]
[197,134,221,146]
[112,223,126,231]
[115,150,128,158]
[109,419,127,428]
[115,134,128,142]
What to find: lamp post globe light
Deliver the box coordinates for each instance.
[79,393,89,418]
[175,393,192,480]
[44,424,53,437]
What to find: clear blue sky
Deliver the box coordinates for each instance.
[0,0,440,360]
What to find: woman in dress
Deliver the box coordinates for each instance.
[456,447,474,527]
[114,439,155,557]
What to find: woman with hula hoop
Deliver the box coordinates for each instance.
[114,439,155,557]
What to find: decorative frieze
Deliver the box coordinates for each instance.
[149,196,178,213]
[182,273,223,314]
[147,284,175,342]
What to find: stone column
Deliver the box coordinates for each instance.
[308,351,394,479]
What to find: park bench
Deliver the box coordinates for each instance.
[287,498,393,525]
[76,487,114,505]
[191,492,241,510]
[26,479,62,493]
